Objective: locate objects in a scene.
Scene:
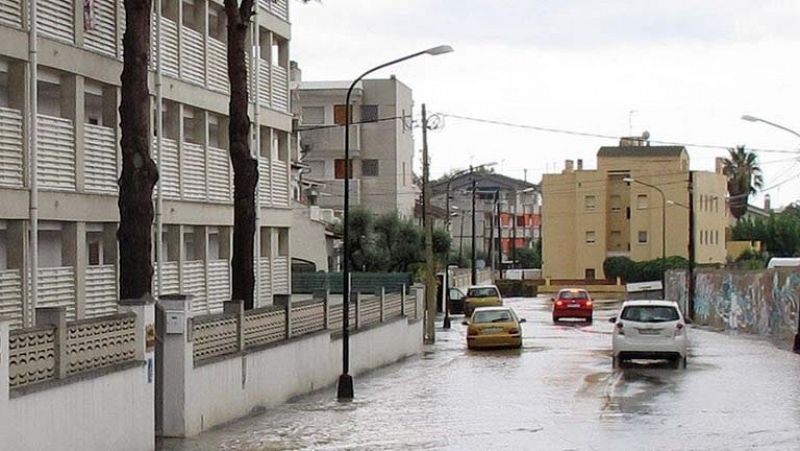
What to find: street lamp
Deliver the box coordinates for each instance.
[338,45,454,401]
[624,177,667,291]
[741,114,800,353]
[442,162,494,329]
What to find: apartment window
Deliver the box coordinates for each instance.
[516,216,525,227]
[302,106,324,125]
[585,231,596,244]
[334,104,350,125]
[610,195,621,212]
[585,269,596,280]
[584,195,596,211]
[360,105,378,122]
[362,159,379,177]
[638,231,648,244]
[637,194,648,210]
[334,159,352,179]
[610,230,622,249]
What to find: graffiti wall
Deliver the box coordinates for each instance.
[667,268,799,340]
[665,269,689,317]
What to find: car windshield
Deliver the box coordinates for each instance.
[468,287,498,298]
[621,306,680,323]
[559,291,588,300]
[473,310,514,323]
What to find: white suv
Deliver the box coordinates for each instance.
[610,300,689,368]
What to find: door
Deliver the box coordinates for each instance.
[585,268,596,280]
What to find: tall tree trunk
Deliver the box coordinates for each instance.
[118,0,158,299]
[224,0,258,309]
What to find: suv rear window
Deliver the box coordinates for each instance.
[621,306,680,323]
[468,287,498,298]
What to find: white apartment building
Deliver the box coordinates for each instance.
[293,74,416,217]
[0,0,294,328]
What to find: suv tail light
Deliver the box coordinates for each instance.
[616,322,624,335]
[675,323,684,336]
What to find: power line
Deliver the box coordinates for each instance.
[438,113,800,155]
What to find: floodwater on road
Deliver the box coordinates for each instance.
[159,297,800,451]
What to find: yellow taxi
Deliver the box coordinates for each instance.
[463,284,503,316]
[464,306,525,349]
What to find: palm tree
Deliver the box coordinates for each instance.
[723,146,764,221]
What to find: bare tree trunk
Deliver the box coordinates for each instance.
[224,0,258,309]
[118,0,158,300]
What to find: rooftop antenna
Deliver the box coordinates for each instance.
[629,110,637,135]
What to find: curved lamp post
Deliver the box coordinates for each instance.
[338,45,453,401]
[624,177,666,290]
[741,114,800,353]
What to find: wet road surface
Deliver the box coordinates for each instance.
[159,297,800,451]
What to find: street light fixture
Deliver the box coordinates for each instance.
[624,177,667,291]
[338,46,453,401]
[741,114,800,353]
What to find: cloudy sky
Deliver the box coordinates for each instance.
[290,0,800,207]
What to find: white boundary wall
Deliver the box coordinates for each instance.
[0,302,156,451]
[162,315,423,437]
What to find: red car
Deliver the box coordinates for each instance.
[552,288,593,323]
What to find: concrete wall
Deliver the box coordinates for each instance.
[163,315,423,437]
[291,204,329,271]
[666,268,799,341]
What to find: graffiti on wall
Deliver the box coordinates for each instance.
[669,268,799,340]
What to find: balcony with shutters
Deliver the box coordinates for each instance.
[258,0,289,22]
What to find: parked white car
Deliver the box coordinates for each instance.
[610,300,689,368]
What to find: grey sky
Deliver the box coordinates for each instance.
[291,0,800,207]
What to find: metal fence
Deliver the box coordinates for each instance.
[292,272,413,295]
[191,286,421,365]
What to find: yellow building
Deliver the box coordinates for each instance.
[542,139,727,280]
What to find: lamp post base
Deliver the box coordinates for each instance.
[443,314,451,329]
[793,333,800,354]
[337,374,354,400]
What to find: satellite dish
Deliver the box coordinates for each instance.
[642,130,651,140]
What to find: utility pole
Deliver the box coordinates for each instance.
[487,195,494,274]
[512,195,517,269]
[421,104,436,344]
[471,166,477,285]
[687,171,696,321]
[495,191,501,274]
[458,213,465,264]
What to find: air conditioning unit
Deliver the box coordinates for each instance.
[309,205,321,221]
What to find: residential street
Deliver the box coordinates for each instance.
[159,297,800,451]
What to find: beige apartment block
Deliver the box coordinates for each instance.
[542,139,727,280]
[293,74,416,217]
[0,0,295,328]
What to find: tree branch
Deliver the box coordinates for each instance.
[239,0,255,24]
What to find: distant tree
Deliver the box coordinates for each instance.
[723,146,764,221]
[732,213,800,257]
[516,247,541,269]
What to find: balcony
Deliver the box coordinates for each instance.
[0,0,23,28]
[299,125,360,155]
[84,123,118,194]
[207,145,232,202]
[207,38,229,94]
[37,114,76,191]
[83,0,118,57]
[180,25,206,86]
[258,0,289,22]
[85,264,118,318]
[317,179,361,209]
[38,0,74,44]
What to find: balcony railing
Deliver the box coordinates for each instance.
[37,115,76,191]
[181,142,206,200]
[35,266,77,321]
[207,260,230,314]
[0,0,23,29]
[85,264,118,318]
[0,107,24,188]
[207,145,232,202]
[154,137,180,199]
[258,0,289,21]
[271,65,289,112]
[207,38,229,93]
[258,257,271,306]
[84,123,118,194]
[0,269,23,329]
[258,157,271,206]
[272,256,289,294]
[154,261,180,295]
[38,0,74,44]
[180,26,206,86]
[183,260,208,314]
[152,16,180,78]
[271,160,289,207]
[83,0,117,57]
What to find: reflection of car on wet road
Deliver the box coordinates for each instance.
[611,300,689,368]
[464,285,502,316]
[551,288,593,322]
[464,306,525,349]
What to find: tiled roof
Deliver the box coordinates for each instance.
[597,146,686,158]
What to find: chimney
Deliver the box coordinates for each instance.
[564,159,574,172]
[715,157,726,175]
[577,159,583,170]
[289,60,302,82]
[764,194,771,212]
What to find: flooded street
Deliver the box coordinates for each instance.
[159,297,800,451]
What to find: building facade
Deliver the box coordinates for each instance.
[542,139,727,280]
[0,0,294,328]
[293,75,416,217]
[430,171,540,267]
